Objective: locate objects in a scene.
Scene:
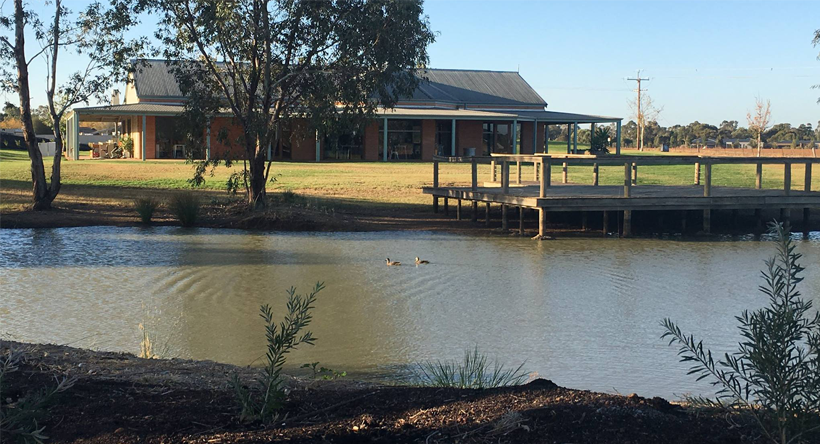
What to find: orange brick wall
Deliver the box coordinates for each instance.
[144,116,156,159]
[456,121,483,156]
[421,120,435,160]
[289,120,318,161]
[536,122,546,154]
[363,121,380,160]
[209,117,246,159]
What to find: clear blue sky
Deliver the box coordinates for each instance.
[7,0,820,127]
[423,0,820,126]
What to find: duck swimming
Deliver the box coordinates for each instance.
[386,258,401,266]
[415,257,430,265]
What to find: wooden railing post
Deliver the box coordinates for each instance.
[432,159,439,213]
[562,162,568,184]
[539,160,547,198]
[471,157,477,191]
[502,161,510,194]
[694,162,701,185]
[631,162,638,185]
[491,160,497,182]
[756,163,763,189]
[516,161,522,185]
[784,162,791,196]
[703,162,712,197]
[805,162,812,192]
[624,162,631,198]
[593,163,599,186]
[533,160,539,182]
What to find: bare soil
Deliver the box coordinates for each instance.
[1,341,771,444]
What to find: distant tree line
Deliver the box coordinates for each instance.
[546,119,820,149]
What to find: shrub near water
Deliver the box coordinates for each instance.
[169,192,200,227]
[662,222,820,444]
[133,197,160,224]
[414,347,529,389]
[232,282,324,423]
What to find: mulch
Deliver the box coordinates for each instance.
[2,342,767,444]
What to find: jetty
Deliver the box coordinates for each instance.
[423,154,820,237]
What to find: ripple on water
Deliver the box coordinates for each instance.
[2,227,820,399]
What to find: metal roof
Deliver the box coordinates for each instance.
[513,110,621,124]
[376,108,521,120]
[414,69,546,107]
[128,60,548,107]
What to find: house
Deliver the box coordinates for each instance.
[690,138,716,149]
[723,138,751,149]
[67,59,621,161]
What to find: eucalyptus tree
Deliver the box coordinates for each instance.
[0,0,145,210]
[144,0,435,208]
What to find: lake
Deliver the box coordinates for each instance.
[2,226,819,399]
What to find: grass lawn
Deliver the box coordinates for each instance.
[1,148,813,214]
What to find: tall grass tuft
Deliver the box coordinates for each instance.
[662,221,820,444]
[414,347,528,389]
[133,197,160,224]
[231,282,324,423]
[169,192,200,227]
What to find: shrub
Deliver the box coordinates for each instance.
[662,222,820,444]
[133,197,160,224]
[169,192,200,227]
[1,347,75,443]
[414,347,528,389]
[588,127,611,155]
[232,282,324,423]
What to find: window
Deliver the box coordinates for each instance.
[323,130,363,160]
[378,119,421,160]
[482,122,513,155]
[155,116,204,159]
[435,121,452,156]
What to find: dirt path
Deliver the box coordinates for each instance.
[2,341,765,444]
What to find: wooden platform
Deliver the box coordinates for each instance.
[423,184,820,212]
[425,154,820,237]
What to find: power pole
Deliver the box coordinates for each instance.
[627,70,650,151]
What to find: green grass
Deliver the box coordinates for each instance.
[0,148,812,214]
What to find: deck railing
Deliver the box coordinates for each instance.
[432,154,820,200]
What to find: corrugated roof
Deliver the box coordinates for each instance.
[73,103,187,115]
[131,60,185,98]
[513,110,621,123]
[415,69,546,106]
[128,60,547,107]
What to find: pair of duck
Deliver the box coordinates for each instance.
[386,257,429,266]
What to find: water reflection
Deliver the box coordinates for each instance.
[1,227,819,399]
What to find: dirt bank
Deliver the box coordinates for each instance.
[1,341,767,444]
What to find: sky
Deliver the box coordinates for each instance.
[5,0,820,127]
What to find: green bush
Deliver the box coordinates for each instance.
[414,347,528,389]
[1,347,75,443]
[133,197,160,224]
[662,222,820,444]
[168,192,200,227]
[232,282,324,423]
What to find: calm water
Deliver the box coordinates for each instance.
[2,227,819,399]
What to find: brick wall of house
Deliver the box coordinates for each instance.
[363,121,380,160]
[209,117,246,159]
[456,121,483,156]
[421,120,435,160]
[144,116,156,158]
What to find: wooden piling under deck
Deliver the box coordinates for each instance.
[427,154,820,238]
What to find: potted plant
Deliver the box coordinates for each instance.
[120,135,134,158]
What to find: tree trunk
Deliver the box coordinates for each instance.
[14,0,52,210]
[246,137,267,208]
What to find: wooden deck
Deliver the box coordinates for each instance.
[423,184,820,212]
[424,154,820,237]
